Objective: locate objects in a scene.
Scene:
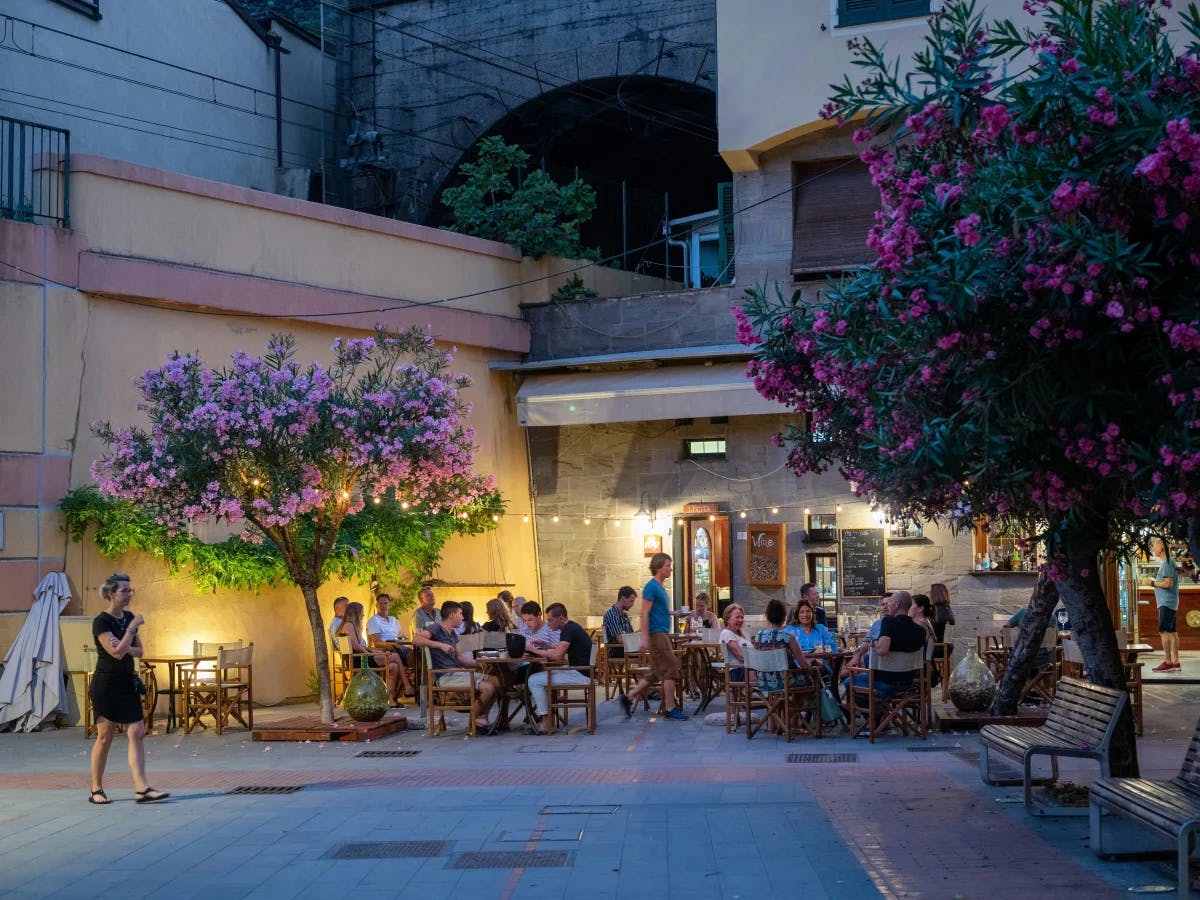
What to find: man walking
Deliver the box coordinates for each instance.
[621,553,687,721]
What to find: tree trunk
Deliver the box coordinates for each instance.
[1053,535,1139,778]
[300,581,335,725]
[990,575,1058,715]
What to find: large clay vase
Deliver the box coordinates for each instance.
[948,647,997,713]
[505,632,527,659]
[343,657,389,722]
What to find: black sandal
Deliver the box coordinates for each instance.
[88,789,110,805]
[135,788,170,803]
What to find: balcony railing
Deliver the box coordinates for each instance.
[1,116,70,229]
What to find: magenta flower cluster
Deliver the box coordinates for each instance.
[736,0,1200,549]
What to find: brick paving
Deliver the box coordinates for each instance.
[0,685,1197,899]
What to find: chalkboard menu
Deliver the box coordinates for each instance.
[840,528,886,599]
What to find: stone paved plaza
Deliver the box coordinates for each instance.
[1,669,1198,899]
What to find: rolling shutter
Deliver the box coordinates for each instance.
[791,158,879,276]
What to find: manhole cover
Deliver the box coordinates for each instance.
[226,785,303,795]
[539,805,620,815]
[1127,886,1174,893]
[786,753,857,763]
[497,826,583,843]
[328,841,447,859]
[452,851,570,869]
[356,750,421,757]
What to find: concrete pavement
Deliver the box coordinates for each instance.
[1,677,1197,899]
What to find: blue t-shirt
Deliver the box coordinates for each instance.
[785,623,837,652]
[1156,558,1180,611]
[643,578,671,635]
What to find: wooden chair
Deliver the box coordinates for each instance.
[932,621,955,702]
[846,647,928,743]
[1060,638,1084,679]
[1019,628,1061,705]
[723,646,754,734]
[620,632,654,709]
[547,643,598,734]
[181,643,254,735]
[422,646,479,737]
[81,652,157,738]
[743,647,821,742]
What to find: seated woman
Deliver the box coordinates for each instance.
[459,601,482,635]
[481,597,515,632]
[718,603,752,683]
[339,601,405,708]
[909,594,937,642]
[753,599,819,692]
[785,601,838,653]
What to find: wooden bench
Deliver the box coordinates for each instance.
[979,676,1127,816]
[1089,717,1200,896]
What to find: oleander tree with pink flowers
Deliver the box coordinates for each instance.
[90,327,497,722]
[737,0,1200,770]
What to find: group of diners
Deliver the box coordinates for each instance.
[328,585,593,735]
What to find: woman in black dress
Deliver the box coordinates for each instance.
[88,573,168,805]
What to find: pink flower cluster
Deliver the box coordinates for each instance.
[91,330,494,544]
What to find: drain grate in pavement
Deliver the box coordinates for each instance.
[226,785,303,795]
[452,850,570,869]
[539,805,620,815]
[355,750,421,758]
[327,841,448,859]
[518,744,576,753]
[907,746,955,752]
[787,753,857,763]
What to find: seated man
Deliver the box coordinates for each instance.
[414,601,500,734]
[414,586,441,633]
[844,593,893,672]
[526,603,593,735]
[674,592,720,633]
[851,591,927,699]
[519,600,559,649]
[603,586,637,659]
[366,592,414,700]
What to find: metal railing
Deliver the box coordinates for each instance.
[1,115,70,228]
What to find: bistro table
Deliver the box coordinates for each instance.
[678,642,723,713]
[472,654,562,730]
[140,654,215,733]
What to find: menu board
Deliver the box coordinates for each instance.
[840,528,886,599]
[745,523,786,586]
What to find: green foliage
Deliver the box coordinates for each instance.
[442,136,599,260]
[61,484,503,598]
[549,274,598,302]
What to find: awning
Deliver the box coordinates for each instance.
[515,362,787,426]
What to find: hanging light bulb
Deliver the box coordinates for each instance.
[491,513,500,522]
[341,490,350,501]
[836,504,843,513]
[400,500,410,510]
[709,513,716,522]
[251,478,261,487]
[552,514,560,524]
[522,514,530,523]
[804,507,811,516]
[739,510,747,519]
[771,506,779,515]
[676,517,685,526]
[373,496,382,505]
[614,518,622,527]
[584,515,591,525]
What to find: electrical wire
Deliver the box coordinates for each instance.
[0,158,856,320]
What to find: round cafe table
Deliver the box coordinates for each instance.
[473,654,562,730]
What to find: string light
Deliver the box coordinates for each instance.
[804,507,811,515]
[709,514,716,522]
[251,478,261,487]
[552,514,560,523]
[400,501,410,510]
[676,517,685,526]
[836,504,843,513]
[373,496,382,505]
[584,515,591,525]
[341,490,350,500]
[491,513,499,522]
[613,518,621,527]
[739,510,747,519]
[522,515,530,523]
[771,506,779,515]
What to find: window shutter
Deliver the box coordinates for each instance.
[791,159,878,276]
[838,0,930,27]
[716,182,735,285]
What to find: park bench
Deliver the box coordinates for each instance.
[1089,715,1200,897]
[979,676,1127,816]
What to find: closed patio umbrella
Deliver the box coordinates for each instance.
[0,572,72,732]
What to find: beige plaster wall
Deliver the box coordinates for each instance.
[716,0,1027,169]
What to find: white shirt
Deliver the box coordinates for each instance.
[328,616,344,651]
[367,614,404,642]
